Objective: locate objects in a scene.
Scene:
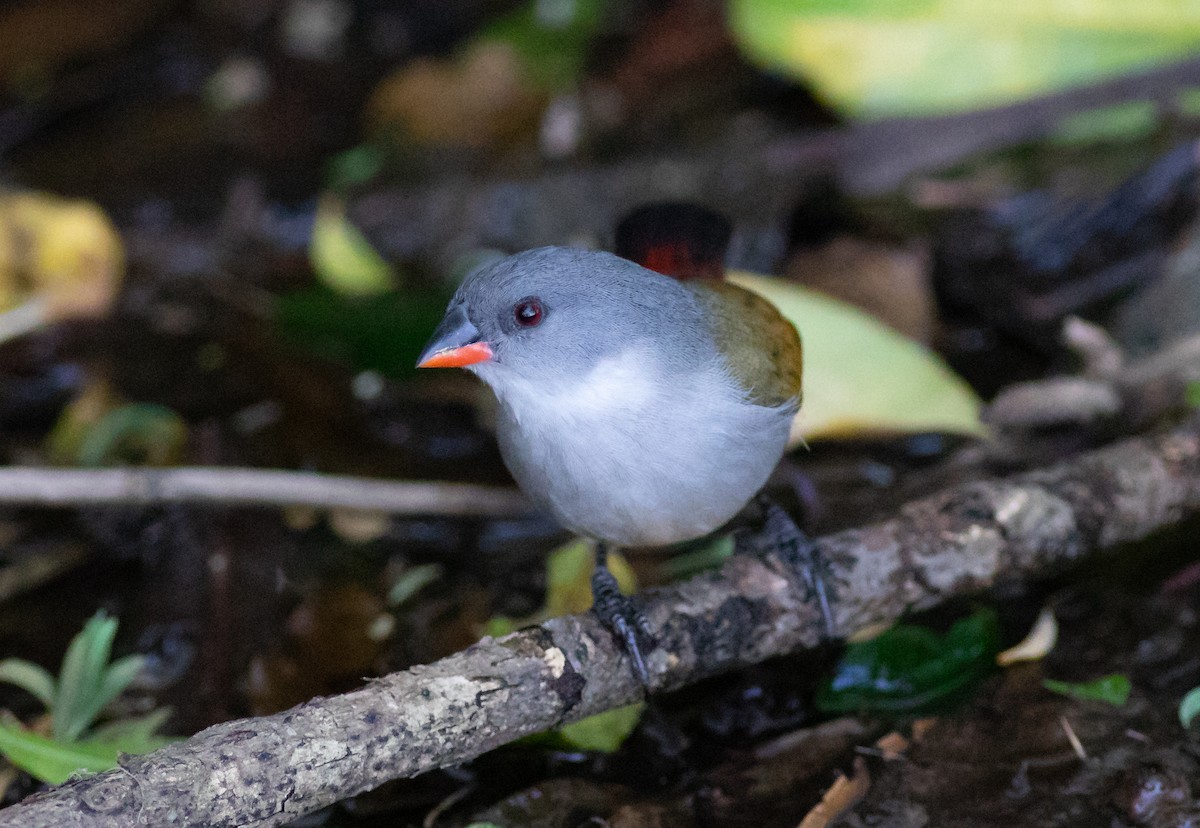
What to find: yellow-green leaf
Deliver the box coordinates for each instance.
[728,271,983,443]
[0,191,124,323]
[556,703,645,753]
[310,195,394,296]
[482,538,636,635]
[728,0,1200,119]
[544,538,636,618]
[1043,674,1131,706]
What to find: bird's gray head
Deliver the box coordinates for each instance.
[418,247,707,391]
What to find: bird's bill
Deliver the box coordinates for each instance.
[417,304,494,368]
[418,341,493,368]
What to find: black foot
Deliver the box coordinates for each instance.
[747,496,838,638]
[591,544,655,687]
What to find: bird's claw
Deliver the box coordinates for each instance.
[591,566,654,688]
[749,498,838,639]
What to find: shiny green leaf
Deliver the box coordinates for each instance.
[817,608,1000,713]
[729,0,1200,119]
[1043,674,1131,706]
[310,195,394,296]
[1179,686,1200,728]
[729,271,983,443]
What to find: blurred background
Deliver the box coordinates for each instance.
[1,0,1200,825]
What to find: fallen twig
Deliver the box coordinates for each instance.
[0,467,531,518]
[5,417,1200,827]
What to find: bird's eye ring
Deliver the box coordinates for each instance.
[513,298,544,327]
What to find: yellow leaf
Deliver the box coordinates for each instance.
[545,538,636,617]
[310,195,394,296]
[0,191,123,323]
[728,271,984,443]
[729,0,1200,119]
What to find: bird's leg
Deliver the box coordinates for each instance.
[745,495,837,638]
[590,541,654,687]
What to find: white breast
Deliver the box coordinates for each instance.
[479,348,794,547]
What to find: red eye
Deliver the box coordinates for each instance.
[513,298,544,327]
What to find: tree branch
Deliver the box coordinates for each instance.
[5,417,1200,827]
[343,56,1200,272]
[0,467,530,518]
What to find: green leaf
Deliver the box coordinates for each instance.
[0,723,120,784]
[1050,100,1159,145]
[728,0,1200,119]
[326,144,385,192]
[387,563,444,607]
[90,707,173,746]
[544,538,635,618]
[54,612,119,743]
[1185,380,1200,409]
[483,0,607,91]
[483,538,635,636]
[75,404,188,467]
[729,272,983,443]
[1043,674,1131,706]
[661,534,736,580]
[64,654,146,743]
[817,608,1000,713]
[1179,686,1200,728]
[0,659,57,708]
[310,195,394,296]
[275,284,451,377]
[556,703,645,753]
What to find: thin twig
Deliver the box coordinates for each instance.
[0,467,531,518]
[4,416,1200,827]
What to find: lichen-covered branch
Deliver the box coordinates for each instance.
[6,418,1200,828]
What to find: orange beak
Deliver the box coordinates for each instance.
[417,304,494,369]
[418,341,493,368]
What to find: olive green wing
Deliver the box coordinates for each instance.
[686,279,803,409]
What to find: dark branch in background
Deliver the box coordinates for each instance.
[341,56,1200,272]
[5,416,1200,828]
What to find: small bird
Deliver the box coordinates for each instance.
[417,245,804,683]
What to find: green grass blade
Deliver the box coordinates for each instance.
[67,654,145,741]
[0,659,57,708]
[0,722,119,784]
[53,612,118,742]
